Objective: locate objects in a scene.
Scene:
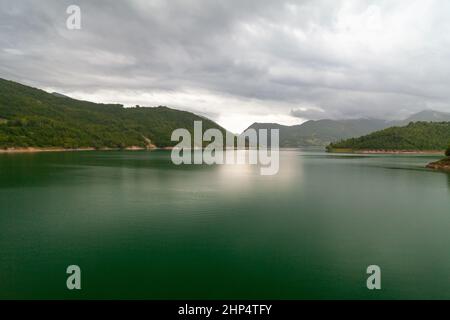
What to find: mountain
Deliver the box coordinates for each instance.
[246,110,450,147]
[327,122,450,152]
[246,118,390,147]
[0,78,226,149]
[401,110,450,123]
[51,92,71,99]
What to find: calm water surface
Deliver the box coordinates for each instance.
[0,150,449,299]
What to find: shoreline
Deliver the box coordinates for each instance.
[0,147,98,154]
[0,146,172,154]
[0,146,446,155]
[328,148,445,155]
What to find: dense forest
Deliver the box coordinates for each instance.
[327,122,450,152]
[0,78,226,149]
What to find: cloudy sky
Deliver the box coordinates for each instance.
[1,0,450,132]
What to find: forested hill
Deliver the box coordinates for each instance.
[327,122,450,152]
[0,78,226,149]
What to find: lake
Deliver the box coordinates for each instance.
[0,150,449,299]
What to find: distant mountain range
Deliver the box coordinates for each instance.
[245,110,450,147]
[0,78,226,149]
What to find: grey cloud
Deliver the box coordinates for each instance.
[290,108,327,120]
[1,0,450,130]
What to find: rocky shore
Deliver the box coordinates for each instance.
[426,158,450,171]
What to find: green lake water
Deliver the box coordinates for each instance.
[0,150,449,299]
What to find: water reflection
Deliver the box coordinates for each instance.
[447,173,450,191]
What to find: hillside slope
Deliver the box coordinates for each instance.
[0,78,226,149]
[327,122,450,152]
[246,118,389,147]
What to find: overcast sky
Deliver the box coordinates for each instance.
[1,0,450,132]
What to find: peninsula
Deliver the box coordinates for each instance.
[326,122,450,155]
